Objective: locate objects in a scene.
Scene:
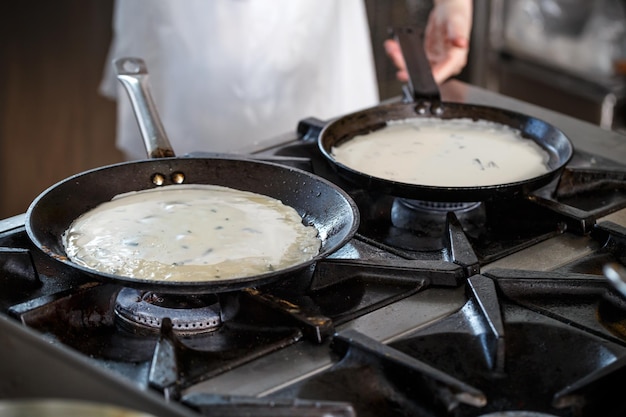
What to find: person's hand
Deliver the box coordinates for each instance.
[384,0,473,85]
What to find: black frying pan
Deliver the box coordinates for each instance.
[25,58,359,294]
[318,27,574,202]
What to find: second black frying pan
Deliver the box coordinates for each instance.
[25,58,359,294]
[318,27,574,202]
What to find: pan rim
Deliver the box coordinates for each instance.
[318,100,574,201]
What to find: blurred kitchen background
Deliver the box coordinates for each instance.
[1,0,625,219]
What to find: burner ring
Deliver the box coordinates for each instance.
[398,198,481,212]
[114,288,222,334]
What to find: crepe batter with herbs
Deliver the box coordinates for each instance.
[331,118,550,187]
[62,184,321,282]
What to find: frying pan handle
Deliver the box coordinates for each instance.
[394,26,442,103]
[113,57,176,159]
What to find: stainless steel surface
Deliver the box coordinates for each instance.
[482,233,601,272]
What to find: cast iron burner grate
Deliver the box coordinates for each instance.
[531,151,626,227]
[487,220,626,345]
[261,274,626,417]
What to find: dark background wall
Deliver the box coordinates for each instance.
[0,1,122,218]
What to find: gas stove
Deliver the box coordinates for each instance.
[2,81,626,417]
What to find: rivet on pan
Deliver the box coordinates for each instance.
[171,172,185,184]
[431,103,445,116]
[151,173,166,186]
[414,102,429,115]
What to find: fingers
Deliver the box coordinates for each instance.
[424,27,469,83]
[430,47,468,84]
[434,0,473,44]
[443,12,472,49]
[384,19,469,86]
[384,37,467,85]
[384,39,409,82]
[424,0,472,83]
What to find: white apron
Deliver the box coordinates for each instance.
[100,0,379,160]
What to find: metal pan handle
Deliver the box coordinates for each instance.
[394,26,442,103]
[113,57,176,158]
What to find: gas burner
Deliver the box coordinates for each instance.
[114,288,222,334]
[348,185,568,263]
[398,199,481,213]
[391,198,485,247]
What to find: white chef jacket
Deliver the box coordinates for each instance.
[100,0,380,160]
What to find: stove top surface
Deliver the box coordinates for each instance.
[2,81,626,417]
